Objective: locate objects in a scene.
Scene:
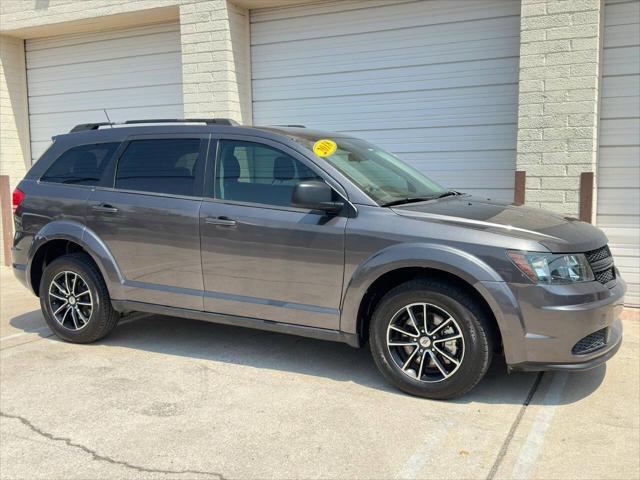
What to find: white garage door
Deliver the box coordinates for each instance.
[251,0,521,199]
[26,22,183,161]
[598,0,640,307]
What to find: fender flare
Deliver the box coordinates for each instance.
[27,219,125,297]
[339,243,523,352]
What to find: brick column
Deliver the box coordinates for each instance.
[179,0,252,124]
[0,34,31,266]
[516,0,603,216]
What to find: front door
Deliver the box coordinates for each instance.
[86,134,208,310]
[200,137,346,329]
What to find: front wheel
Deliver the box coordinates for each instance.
[40,253,119,343]
[369,279,494,399]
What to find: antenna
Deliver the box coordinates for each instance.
[103,109,113,128]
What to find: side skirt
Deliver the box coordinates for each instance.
[111,299,360,347]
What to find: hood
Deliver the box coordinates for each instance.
[392,195,608,253]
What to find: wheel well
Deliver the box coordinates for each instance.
[356,267,502,351]
[30,240,86,296]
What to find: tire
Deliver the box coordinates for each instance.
[369,279,494,400]
[40,252,119,343]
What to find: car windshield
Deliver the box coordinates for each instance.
[287,133,447,206]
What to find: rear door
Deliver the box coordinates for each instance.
[199,135,346,329]
[86,134,209,310]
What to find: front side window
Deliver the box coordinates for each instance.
[41,142,119,185]
[215,140,321,207]
[115,139,202,196]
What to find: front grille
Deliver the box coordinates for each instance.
[586,245,611,264]
[585,245,616,286]
[595,268,615,284]
[572,328,608,355]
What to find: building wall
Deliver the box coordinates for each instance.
[0,0,609,264]
[0,0,253,265]
[516,0,603,215]
[179,1,251,121]
[0,35,30,266]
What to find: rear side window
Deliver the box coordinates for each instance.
[115,139,202,196]
[41,143,119,185]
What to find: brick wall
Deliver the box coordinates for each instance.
[0,35,30,266]
[179,0,251,123]
[516,0,603,215]
[0,0,252,265]
[0,0,610,266]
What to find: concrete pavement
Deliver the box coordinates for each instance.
[1,267,638,480]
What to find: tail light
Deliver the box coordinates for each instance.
[12,187,25,213]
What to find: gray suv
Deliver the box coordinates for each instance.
[11,119,625,399]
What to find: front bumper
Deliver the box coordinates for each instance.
[486,277,626,371]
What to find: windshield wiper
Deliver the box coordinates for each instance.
[381,196,436,207]
[381,191,462,207]
[435,190,462,199]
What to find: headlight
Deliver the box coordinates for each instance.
[507,251,595,284]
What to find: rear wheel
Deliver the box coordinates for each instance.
[40,253,119,343]
[369,279,494,399]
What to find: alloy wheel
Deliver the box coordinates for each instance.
[386,302,465,383]
[48,270,93,331]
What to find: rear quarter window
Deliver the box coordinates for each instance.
[41,143,120,186]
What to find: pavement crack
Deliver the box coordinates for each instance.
[485,371,544,480]
[1,411,227,479]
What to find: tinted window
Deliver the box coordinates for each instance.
[41,143,119,185]
[115,139,202,196]
[216,140,321,207]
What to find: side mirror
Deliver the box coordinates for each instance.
[291,180,344,213]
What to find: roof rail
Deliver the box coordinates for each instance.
[69,118,239,133]
[275,124,306,128]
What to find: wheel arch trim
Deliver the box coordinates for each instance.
[27,220,124,297]
[340,243,524,355]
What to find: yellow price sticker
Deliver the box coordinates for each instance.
[313,139,337,157]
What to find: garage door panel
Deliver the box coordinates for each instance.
[253,60,518,101]
[26,22,183,162]
[251,0,520,45]
[602,46,640,76]
[599,118,640,145]
[251,0,414,22]
[254,85,518,117]
[401,150,515,169]
[600,96,640,120]
[255,105,517,132]
[598,167,640,188]
[29,84,183,115]
[599,146,640,168]
[27,55,181,96]
[252,16,519,67]
[252,0,519,201]
[26,22,178,50]
[26,28,180,69]
[604,0,640,28]
[28,105,184,156]
[597,189,640,215]
[603,21,640,48]
[601,74,640,101]
[252,38,518,79]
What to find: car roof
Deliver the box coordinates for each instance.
[53,118,358,142]
[54,122,355,147]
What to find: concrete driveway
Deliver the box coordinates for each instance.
[1,267,638,480]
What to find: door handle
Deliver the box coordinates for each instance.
[92,204,118,213]
[205,216,237,227]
